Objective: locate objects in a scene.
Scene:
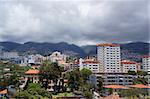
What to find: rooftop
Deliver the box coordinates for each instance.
[97,43,120,47]
[142,55,150,58]
[83,61,100,64]
[121,61,137,64]
[25,69,40,75]
[0,89,8,94]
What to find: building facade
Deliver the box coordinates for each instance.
[1,52,19,59]
[121,60,138,73]
[49,51,67,63]
[97,43,121,73]
[89,73,136,87]
[25,69,40,83]
[79,58,100,73]
[142,56,150,73]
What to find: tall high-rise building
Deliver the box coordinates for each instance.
[97,43,121,73]
[142,56,150,73]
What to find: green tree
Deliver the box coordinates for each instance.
[97,77,103,92]
[40,61,63,89]
[65,69,83,91]
[15,90,31,99]
[137,70,147,76]
[14,83,52,99]
[83,91,93,99]
[26,83,41,90]
[118,88,149,97]
[80,68,92,81]
[128,70,136,75]
[133,77,148,85]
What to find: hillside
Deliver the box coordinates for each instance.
[0,41,149,59]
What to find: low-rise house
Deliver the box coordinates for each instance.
[25,69,40,83]
[0,89,8,98]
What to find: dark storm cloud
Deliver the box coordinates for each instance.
[0,0,149,45]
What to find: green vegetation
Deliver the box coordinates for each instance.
[64,68,93,98]
[14,83,52,99]
[137,70,148,76]
[39,61,64,89]
[128,70,148,76]
[118,88,149,98]
[133,77,148,85]
[80,68,92,81]
[53,92,73,98]
[97,77,103,92]
[127,70,148,85]
[0,61,31,87]
[128,70,136,75]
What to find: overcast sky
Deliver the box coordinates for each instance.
[0,0,149,45]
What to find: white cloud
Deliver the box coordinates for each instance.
[0,0,148,45]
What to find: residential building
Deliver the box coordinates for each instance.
[97,43,121,73]
[49,51,68,63]
[20,54,44,66]
[25,69,40,83]
[121,60,138,73]
[69,62,79,69]
[142,56,150,73]
[79,58,100,73]
[1,52,19,59]
[0,89,8,98]
[90,73,136,87]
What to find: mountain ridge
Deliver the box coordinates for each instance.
[0,41,149,57]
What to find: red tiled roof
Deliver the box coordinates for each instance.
[129,84,150,88]
[121,61,137,64]
[103,85,129,89]
[83,61,100,64]
[25,69,40,74]
[0,89,8,94]
[97,43,120,47]
[142,55,150,58]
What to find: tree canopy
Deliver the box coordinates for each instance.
[14,83,52,99]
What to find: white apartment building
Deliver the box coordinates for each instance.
[142,56,150,73]
[89,73,136,86]
[97,43,121,73]
[49,51,67,62]
[2,52,19,59]
[121,60,138,73]
[79,58,100,73]
[20,54,44,66]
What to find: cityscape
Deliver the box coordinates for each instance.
[0,0,149,99]
[0,42,149,99]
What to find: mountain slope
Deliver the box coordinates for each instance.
[0,41,149,58]
[120,42,150,55]
[0,42,86,56]
[81,42,150,55]
[0,41,21,51]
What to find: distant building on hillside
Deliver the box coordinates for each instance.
[20,54,44,66]
[97,43,121,73]
[1,52,19,59]
[49,51,68,63]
